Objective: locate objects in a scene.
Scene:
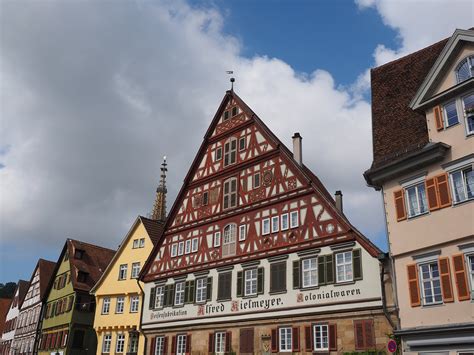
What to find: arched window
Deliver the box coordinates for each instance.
[224,137,237,167]
[456,55,474,83]
[223,177,238,210]
[222,224,236,257]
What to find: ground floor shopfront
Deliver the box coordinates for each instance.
[143,307,396,355]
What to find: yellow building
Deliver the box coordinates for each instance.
[90,216,164,355]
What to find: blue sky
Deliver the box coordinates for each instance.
[0,0,471,284]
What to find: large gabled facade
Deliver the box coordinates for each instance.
[140,90,396,354]
[365,28,474,354]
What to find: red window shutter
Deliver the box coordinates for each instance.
[436,173,452,208]
[434,105,444,131]
[393,190,407,221]
[225,332,231,353]
[304,326,312,351]
[56,331,63,348]
[407,264,421,307]
[271,328,278,353]
[364,320,375,348]
[208,333,214,353]
[354,320,365,350]
[45,334,51,349]
[292,327,300,351]
[51,333,56,349]
[149,337,156,355]
[163,337,168,354]
[438,257,454,302]
[186,334,191,354]
[329,324,337,351]
[452,254,470,301]
[171,336,176,354]
[425,178,440,211]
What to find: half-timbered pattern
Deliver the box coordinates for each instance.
[141,90,396,354]
[11,259,55,355]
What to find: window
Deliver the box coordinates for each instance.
[467,254,474,298]
[253,173,260,189]
[270,262,286,293]
[176,334,187,355]
[116,296,125,313]
[215,332,226,354]
[202,191,209,206]
[74,249,84,259]
[128,332,139,353]
[132,239,139,248]
[213,232,221,247]
[102,334,112,353]
[443,100,459,127]
[215,147,222,161]
[232,106,238,116]
[456,55,474,83]
[239,225,246,241]
[195,278,207,303]
[280,213,289,230]
[155,336,165,355]
[174,282,185,306]
[224,138,237,167]
[130,295,139,313]
[244,269,258,296]
[313,324,328,351]
[223,177,238,209]
[131,262,140,279]
[239,136,246,151]
[450,167,473,203]
[302,258,318,288]
[336,251,353,283]
[223,110,229,121]
[262,218,270,235]
[279,327,292,352]
[271,216,279,233]
[463,93,474,134]
[420,262,443,305]
[171,244,178,257]
[191,238,199,252]
[354,319,375,350]
[290,211,299,228]
[178,241,184,256]
[222,224,237,257]
[154,286,165,309]
[185,240,191,254]
[77,271,88,283]
[139,238,145,248]
[116,333,125,353]
[119,264,128,280]
[405,182,428,217]
[217,272,232,300]
[102,298,110,314]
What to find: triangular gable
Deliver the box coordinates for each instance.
[410,28,474,110]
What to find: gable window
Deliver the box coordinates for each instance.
[215,147,222,161]
[202,191,209,206]
[232,106,238,116]
[456,55,474,83]
[462,93,474,134]
[279,327,292,352]
[313,324,328,351]
[174,282,185,306]
[131,262,140,279]
[139,238,145,248]
[239,225,246,241]
[271,216,279,233]
[155,336,165,355]
[262,218,270,235]
[224,138,237,167]
[239,136,246,151]
[302,258,318,288]
[336,251,353,283]
[116,296,125,313]
[178,241,184,256]
[223,177,238,209]
[132,239,139,249]
[191,238,199,252]
[290,211,299,228]
[102,334,112,353]
[215,332,226,354]
[443,100,459,127]
[185,240,191,254]
[419,262,443,305]
[281,213,289,230]
[130,295,139,313]
[213,232,221,247]
[223,110,229,121]
[171,244,178,257]
[253,173,261,189]
[115,333,125,353]
[217,272,232,301]
[176,334,187,355]
[154,286,165,309]
[74,249,84,259]
[119,264,127,280]
[270,262,286,293]
[244,269,258,296]
[450,166,473,203]
[101,298,110,315]
[195,278,207,303]
[405,182,428,217]
[222,224,237,257]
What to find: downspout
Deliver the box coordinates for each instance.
[379,254,396,330]
[136,278,148,355]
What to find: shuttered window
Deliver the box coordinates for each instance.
[217,272,232,301]
[467,254,474,299]
[302,258,318,288]
[154,336,166,355]
[452,253,471,301]
[419,262,443,305]
[279,327,292,352]
[450,167,473,203]
[354,319,375,350]
[313,324,328,351]
[215,332,226,354]
[223,177,238,210]
[335,251,353,283]
[393,189,406,221]
[224,138,237,167]
[438,257,454,303]
[270,262,287,293]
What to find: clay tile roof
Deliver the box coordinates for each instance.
[37,259,56,300]
[67,239,115,293]
[17,280,29,308]
[0,298,11,334]
[369,38,449,169]
[139,216,165,246]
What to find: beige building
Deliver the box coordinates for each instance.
[365,29,474,354]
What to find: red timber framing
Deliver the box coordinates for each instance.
[141,90,380,283]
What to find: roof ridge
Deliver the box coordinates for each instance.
[68,238,115,253]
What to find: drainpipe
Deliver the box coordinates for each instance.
[379,253,397,330]
[136,278,147,354]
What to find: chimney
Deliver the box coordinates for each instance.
[292,133,302,165]
[335,190,343,213]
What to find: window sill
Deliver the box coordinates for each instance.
[407,211,430,221]
[269,290,287,295]
[452,197,474,207]
[242,294,258,299]
[216,298,232,303]
[421,302,444,308]
[334,280,355,287]
[301,286,320,291]
[172,304,184,308]
[444,121,460,130]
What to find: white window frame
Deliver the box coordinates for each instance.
[224,137,237,167]
[195,278,207,303]
[171,244,178,257]
[465,253,474,299]
[222,224,237,257]
[131,262,140,279]
[176,334,187,355]
[132,239,139,249]
[419,261,443,306]
[262,218,270,235]
[244,268,257,296]
[215,147,222,161]
[239,225,246,241]
[102,297,110,314]
[302,258,318,288]
[185,240,191,254]
[215,332,226,354]
[116,333,125,353]
[154,285,165,309]
[253,172,261,189]
[130,295,139,313]
[313,324,329,351]
[335,251,353,283]
[449,166,473,204]
[280,213,289,230]
[223,177,238,210]
[279,327,292,352]
[139,238,145,248]
[462,92,474,135]
[174,282,185,306]
[271,216,280,233]
[455,55,474,83]
[119,264,127,280]
[155,336,165,355]
[191,238,199,252]
[128,332,139,353]
[239,136,246,151]
[290,211,299,228]
[214,232,221,247]
[178,241,184,256]
[442,99,459,128]
[116,296,125,314]
[102,334,112,353]
[405,182,428,218]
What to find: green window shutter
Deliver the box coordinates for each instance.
[353,249,362,280]
[206,277,212,301]
[318,256,326,286]
[163,285,169,307]
[237,271,243,297]
[189,280,195,303]
[169,285,175,306]
[184,281,190,304]
[326,254,334,284]
[257,267,264,294]
[149,286,156,310]
[293,260,301,289]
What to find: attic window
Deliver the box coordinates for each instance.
[223,110,230,121]
[74,249,85,260]
[232,106,238,116]
[456,55,474,83]
[77,271,88,283]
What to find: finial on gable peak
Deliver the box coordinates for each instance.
[226,70,235,91]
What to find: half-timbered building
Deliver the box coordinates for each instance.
[140,90,396,354]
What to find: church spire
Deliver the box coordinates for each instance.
[151,156,167,222]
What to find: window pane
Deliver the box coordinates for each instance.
[444,101,458,126]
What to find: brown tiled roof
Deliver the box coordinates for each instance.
[0,298,11,334]
[140,216,165,246]
[17,280,29,308]
[38,259,56,301]
[370,38,448,168]
[67,239,115,293]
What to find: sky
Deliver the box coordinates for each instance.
[0,0,472,283]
